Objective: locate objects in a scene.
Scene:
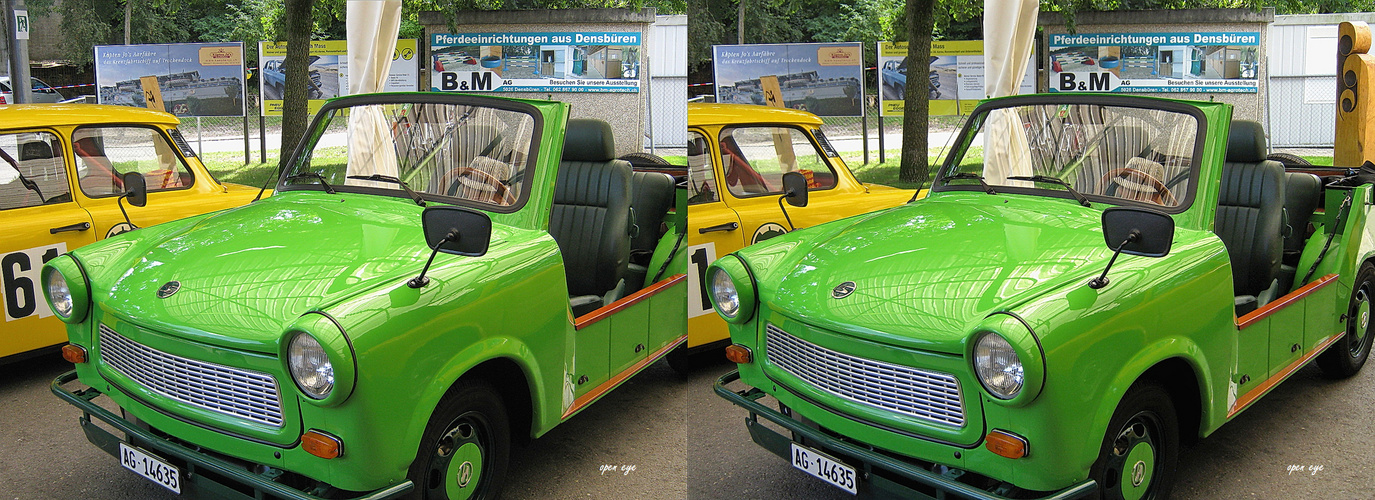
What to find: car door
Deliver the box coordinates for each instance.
[716,124,864,241]
[0,129,97,359]
[68,125,226,238]
[686,128,744,347]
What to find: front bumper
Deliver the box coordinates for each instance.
[52,371,412,500]
[714,370,1096,500]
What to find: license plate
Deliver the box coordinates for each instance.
[790,442,857,494]
[119,442,181,494]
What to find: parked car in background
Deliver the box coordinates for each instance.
[712,93,1374,498]
[683,103,919,370]
[1,76,64,103]
[0,104,260,364]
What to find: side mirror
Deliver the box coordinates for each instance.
[409,206,493,288]
[1101,207,1173,257]
[422,206,492,257]
[781,171,809,208]
[1090,207,1174,289]
[122,172,147,207]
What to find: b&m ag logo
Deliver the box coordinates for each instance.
[1056,71,1121,92]
[438,71,504,91]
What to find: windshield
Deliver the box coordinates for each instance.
[941,101,1201,209]
[284,99,540,210]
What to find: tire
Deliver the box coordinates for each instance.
[406,380,510,500]
[1318,262,1375,378]
[618,152,671,167]
[1088,382,1179,500]
[1266,152,1312,167]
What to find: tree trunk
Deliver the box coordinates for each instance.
[280,0,315,171]
[123,0,130,45]
[899,0,935,185]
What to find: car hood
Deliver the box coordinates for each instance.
[85,193,441,353]
[760,194,1117,354]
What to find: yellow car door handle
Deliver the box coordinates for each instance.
[50,222,92,234]
[699,222,739,234]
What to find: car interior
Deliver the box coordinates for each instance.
[550,118,677,317]
[1215,119,1323,316]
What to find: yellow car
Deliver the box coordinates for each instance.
[0,104,259,362]
[682,103,920,366]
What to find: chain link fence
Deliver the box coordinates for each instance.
[810,98,970,188]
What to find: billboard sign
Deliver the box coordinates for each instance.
[259,40,421,116]
[1048,32,1260,93]
[95,42,246,117]
[712,42,865,117]
[429,32,641,93]
[877,41,1035,117]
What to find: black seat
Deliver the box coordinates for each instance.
[550,119,633,316]
[625,171,676,293]
[1282,172,1321,264]
[1215,120,1286,312]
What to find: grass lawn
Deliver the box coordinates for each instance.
[200,150,280,188]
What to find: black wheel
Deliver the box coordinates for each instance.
[618,152,671,167]
[406,380,510,500]
[1266,152,1312,167]
[1089,382,1178,500]
[1318,262,1375,378]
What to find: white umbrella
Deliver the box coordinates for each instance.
[983,0,1038,184]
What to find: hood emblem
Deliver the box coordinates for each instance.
[832,281,856,299]
[157,281,181,299]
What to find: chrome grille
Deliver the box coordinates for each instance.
[98,324,284,427]
[765,324,965,427]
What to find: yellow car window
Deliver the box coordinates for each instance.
[720,126,836,197]
[687,130,717,204]
[72,126,195,198]
[0,131,69,210]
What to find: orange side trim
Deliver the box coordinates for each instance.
[573,274,686,330]
[561,334,687,420]
[1227,331,1345,418]
[1236,274,1339,329]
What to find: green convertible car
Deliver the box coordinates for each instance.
[46,93,687,499]
[711,94,1373,499]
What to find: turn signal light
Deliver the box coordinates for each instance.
[725,344,753,364]
[985,429,1028,459]
[301,430,343,459]
[61,344,88,364]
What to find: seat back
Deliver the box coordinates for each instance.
[1215,120,1286,298]
[1282,172,1321,261]
[630,171,676,262]
[550,119,633,297]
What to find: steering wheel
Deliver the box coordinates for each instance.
[1101,167,1177,206]
[438,166,515,205]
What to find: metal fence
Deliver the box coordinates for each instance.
[1266,74,1336,148]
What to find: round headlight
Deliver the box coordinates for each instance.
[709,267,739,318]
[288,333,334,399]
[45,270,73,319]
[974,333,1024,399]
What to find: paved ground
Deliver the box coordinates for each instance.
[0,353,687,500]
[689,355,1375,499]
[6,344,1372,499]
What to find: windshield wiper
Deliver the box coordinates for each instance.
[1007,175,1091,207]
[0,147,44,200]
[940,172,996,195]
[285,172,336,194]
[348,174,426,207]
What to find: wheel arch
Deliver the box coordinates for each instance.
[1091,340,1215,453]
[1136,357,1204,445]
[403,338,547,460]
